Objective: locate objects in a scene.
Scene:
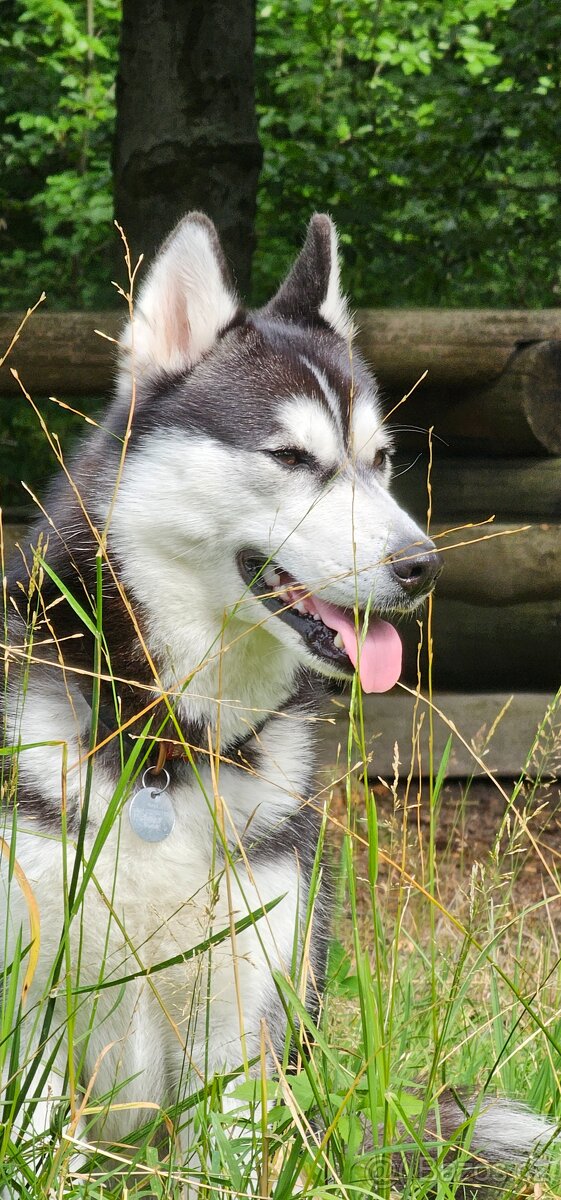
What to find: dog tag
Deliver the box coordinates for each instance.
[129,768,175,842]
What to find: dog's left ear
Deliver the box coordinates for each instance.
[263,214,352,338]
[120,212,240,377]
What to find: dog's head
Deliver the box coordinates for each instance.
[108,213,440,693]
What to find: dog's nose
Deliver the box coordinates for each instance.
[389,538,442,597]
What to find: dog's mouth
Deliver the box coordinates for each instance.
[237,551,402,693]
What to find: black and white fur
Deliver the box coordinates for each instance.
[1,214,556,1184]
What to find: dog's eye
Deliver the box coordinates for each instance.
[270,448,308,468]
[373,448,389,470]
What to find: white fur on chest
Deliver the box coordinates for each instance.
[3,705,315,1134]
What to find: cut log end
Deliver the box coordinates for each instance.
[522,340,561,454]
[387,338,561,457]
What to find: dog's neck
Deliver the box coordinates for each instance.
[136,604,303,754]
[97,516,303,752]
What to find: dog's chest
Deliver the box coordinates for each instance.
[78,773,306,1056]
[8,696,318,1054]
[91,741,312,946]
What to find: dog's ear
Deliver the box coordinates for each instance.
[120,213,240,376]
[263,214,352,338]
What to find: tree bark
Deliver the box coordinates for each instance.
[113,0,262,295]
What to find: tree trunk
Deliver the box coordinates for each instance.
[113,0,262,295]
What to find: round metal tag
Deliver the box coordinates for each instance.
[129,768,175,843]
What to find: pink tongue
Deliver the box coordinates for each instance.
[312,597,402,693]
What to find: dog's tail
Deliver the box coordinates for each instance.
[367,1092,559,1193]
[428,1091,557,1165]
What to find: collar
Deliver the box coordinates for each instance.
[96,701,191,769]
[96,701,266,774]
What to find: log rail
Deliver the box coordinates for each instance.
[2,307,561,692]
[1,307,560,452]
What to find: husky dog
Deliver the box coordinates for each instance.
[1,214,555,1186]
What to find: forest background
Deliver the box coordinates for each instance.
[1,0,559,312]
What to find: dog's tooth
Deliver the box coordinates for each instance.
[333,632,345,650]
[312,612,321,621]
[264,567,280,587]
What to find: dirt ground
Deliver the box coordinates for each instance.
[331,776,561,923]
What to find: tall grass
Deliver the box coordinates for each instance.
[1,301,560,1198]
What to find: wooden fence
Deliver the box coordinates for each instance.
[1,308,560,691]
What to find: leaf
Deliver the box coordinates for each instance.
[36,554,99,638]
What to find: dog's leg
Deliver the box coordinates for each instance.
[167,851,305,1191]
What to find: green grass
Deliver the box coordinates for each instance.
[1,591,561,1198]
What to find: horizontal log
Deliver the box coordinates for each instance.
[431,522,561,606]
[415,341,561,455]
[356,307,561,390]
[1,307,560,397]
[322,692,555,777]
[0,311,122,396]
[400,596,561,691]
[393,456,561,523]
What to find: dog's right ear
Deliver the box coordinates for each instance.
[119,213,240,378]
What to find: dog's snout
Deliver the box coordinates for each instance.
[390,538,442,597]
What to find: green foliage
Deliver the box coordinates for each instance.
[0,0,120,309]
[1,0,560,312]
[0,392,102,510]
[254,0,561,306]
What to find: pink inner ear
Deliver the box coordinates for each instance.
[124,214,239,376]
[161,273,192,362]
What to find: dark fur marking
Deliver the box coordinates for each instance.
[262,214,335,328]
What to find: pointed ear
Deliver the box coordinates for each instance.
[263,214,352,338]
[120,213,240,377]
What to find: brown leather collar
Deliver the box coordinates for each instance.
[154,739,190,772]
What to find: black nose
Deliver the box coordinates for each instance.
[390,539,442,597]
